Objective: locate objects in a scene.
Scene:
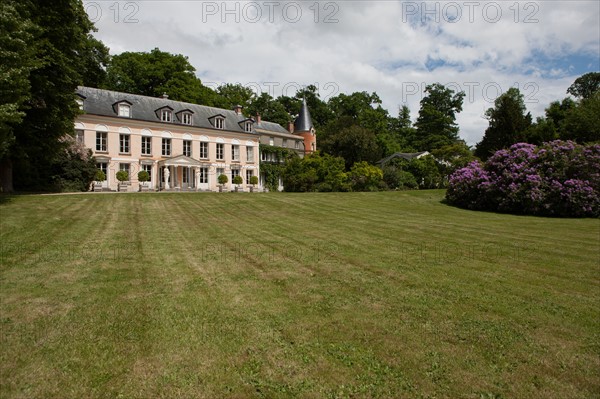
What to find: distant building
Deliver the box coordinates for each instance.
[74,87,315,192]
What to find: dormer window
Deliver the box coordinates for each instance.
[177,109,194,125]
[245,121,252,132]
[118,103,131,117]
[161,109,172,122]
[209,114,226,130]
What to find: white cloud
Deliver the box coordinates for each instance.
[86,0,600,145]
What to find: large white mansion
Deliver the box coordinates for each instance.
[74,87,316,191]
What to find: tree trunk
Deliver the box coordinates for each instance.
[0,158,14,193]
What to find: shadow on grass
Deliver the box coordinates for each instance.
[0,194,14,206]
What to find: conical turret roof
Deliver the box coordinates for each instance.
[294,98,313,132]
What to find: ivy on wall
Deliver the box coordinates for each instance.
[259,145,299,191]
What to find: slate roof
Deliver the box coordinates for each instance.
[294,98,314,132]
[76,86,289,135]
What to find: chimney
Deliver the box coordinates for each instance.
[160,92,169,99]
[256,113,262,124]
[287,121,294,133]
[233,105,243,115]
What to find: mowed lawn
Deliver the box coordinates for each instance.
[0,191,598,398]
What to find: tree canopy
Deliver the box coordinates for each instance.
[475,88,532,160]
[1,0,109,191]
[414,83,465,151]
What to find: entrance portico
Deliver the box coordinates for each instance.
[158,155,209,191]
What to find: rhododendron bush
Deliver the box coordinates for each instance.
[446,141,600,217]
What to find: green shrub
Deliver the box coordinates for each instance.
[217,174,228,185]
[95,169,106,182]
[137,170,149,183]
[116,170,129,182]
[233,175,243,185]
[249,175,259,185]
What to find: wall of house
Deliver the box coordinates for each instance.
[75,114,259,192]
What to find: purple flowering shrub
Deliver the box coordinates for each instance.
[446,141,600,217]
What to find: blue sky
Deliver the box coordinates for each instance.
[85,0,600,145]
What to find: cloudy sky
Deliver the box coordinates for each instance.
[84,0,599,145]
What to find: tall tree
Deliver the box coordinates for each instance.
[414,83,465,151]
[319,123,382,169]
[105,48,218,105]
[1,0,109,191]
[214,83,256,110]
[560,91,600,143]
[475,88,532,160]
[245,92,290,126]
[0,2,39,191]
[567,72,600,100]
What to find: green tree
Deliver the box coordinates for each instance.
[3,0,110,191]
[414,83,465,151]
[319,124,382,169]
[0,2,39,191]
[348,161,384,191]
[214,83,256,110]
[567,72,600,100]
[560,91,600,143]
[475,88,532,160]
[283,152,349,192]
[431,142,475,175]
[105,48,218,105]
[246,92,290,126]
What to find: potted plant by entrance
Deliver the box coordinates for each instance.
[233,175,243,192]
[217,174,228,192]
[249,175,258,192]
[116,170,129,192]
[93,170,105,192]
[138,170,150,192]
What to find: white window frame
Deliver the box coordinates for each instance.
[246,146,254,163]
[183,140,192,157]
[216,143,224,160]
[141,136,152,156]
[215,118,224,129]
[199,167,208,184]
[231,168,240,180]
[162,138,172,156]
[118,103,131,117]
[232,145,240,162]
[96,131,107,152]
[199,142,208,159]
[119,134,130,154]
[269,137,274,146]
[245,121,252,132]
[182,113,193,125]
[161,109,172,122]
[246,169,253,184]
